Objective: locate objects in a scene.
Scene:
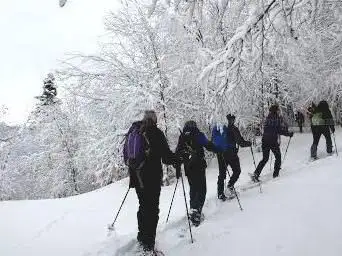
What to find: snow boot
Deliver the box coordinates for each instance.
[190,209,201,226]
[249,173,260,183]
[226,186,236,200]
[218,193,227,202]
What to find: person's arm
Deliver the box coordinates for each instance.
[233,127,251,147]
[159,129,177,165]
[278,117,293,137]
[197,132,217,152]
[326,110,335,133]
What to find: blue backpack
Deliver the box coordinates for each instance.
[123,122,150,170]
[212,125,231,152]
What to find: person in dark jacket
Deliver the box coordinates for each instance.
[125,110,177,253]
[310,100,335,159]
[175,121,215,226]
[251,105,293,182]
[295,111,305,133]
[214,114,251,201]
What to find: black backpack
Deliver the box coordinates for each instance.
[181,129,205,170]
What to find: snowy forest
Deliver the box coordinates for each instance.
[1,0,341,200]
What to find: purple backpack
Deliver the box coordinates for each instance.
[123,122,150,170]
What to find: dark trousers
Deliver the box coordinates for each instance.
[298,122,303,133]
[311,126,332,157]
[217,151,241,195]
[135,182,161,249]
[186,168,206,213]
[254,142,281,177]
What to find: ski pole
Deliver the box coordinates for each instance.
[166,178,179,224]
[223,156,243,211]
[250,146,256,169]
[250,147,262,193]
[332,132,338,156]
[180,173,194,243]
[108,187,130,231]
[282,137,292,163]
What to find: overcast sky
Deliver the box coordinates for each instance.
[0,0,119,125]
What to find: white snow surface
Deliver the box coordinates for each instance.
[1,129,342,256]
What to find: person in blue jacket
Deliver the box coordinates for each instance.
[212,114,251,201]
[175,121,215,226]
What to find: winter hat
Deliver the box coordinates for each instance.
[226,114,236,120]
[184,120,197,130]
[269,105,279,114]
[143,110,157,125]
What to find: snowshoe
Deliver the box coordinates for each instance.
[249,173,260,183]
[142,249,165,256]
[226,186,236,200]
[190,209,202,227]
[218,193,227,202]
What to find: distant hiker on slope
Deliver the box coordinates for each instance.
[295,110,305,133]
[175,121,216,226]
[310,100,335,159]
[212,114,251,201]
[250,105,293,182]
[123,110,178,254]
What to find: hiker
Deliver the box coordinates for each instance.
[310,100,335,159]
[175,121,215,226]
[123,110,178,253]
[295,111,305,133]
[250,105,293,182]
[212,114,251,201]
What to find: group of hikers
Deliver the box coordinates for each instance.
[122,100,337,255]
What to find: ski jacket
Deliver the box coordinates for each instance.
[262,114,291,144]
[176,126,214,172]
[130,123,176,186]
[226,124,251,149]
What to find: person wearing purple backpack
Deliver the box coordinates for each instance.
[124,110,178,254]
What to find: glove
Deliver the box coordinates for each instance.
[245,141,252,147]
[129,177,135,188]
[289,132,294,137]
[175,163,181,179]
[173,157,182,179]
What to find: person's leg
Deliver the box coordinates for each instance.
[187,173,196,210]
[135,187,146,244]
[311,127,322,158]
[196,170,207,213]
[271,144,282,177]
[227,152,241,187]
[322,128,333,154]
[217,153,227,197]
[139,183,161,251]
[254,143,271,177]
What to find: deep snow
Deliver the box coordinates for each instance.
[1,129,342,256]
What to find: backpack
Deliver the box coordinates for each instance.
[181,129,206,170]
[312,112,324,126]
[212,125,231,152]
[123,122,150,170]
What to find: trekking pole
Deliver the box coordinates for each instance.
[250,147,262,193]
[108,187,130,231]
[282,137,292,163]
[180,173,194,243]
[250,146,257,169]
[223,156,243,211]
[332,132,338,156]
[166,178,179,224]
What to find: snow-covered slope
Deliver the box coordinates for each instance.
[1,130,342,256]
